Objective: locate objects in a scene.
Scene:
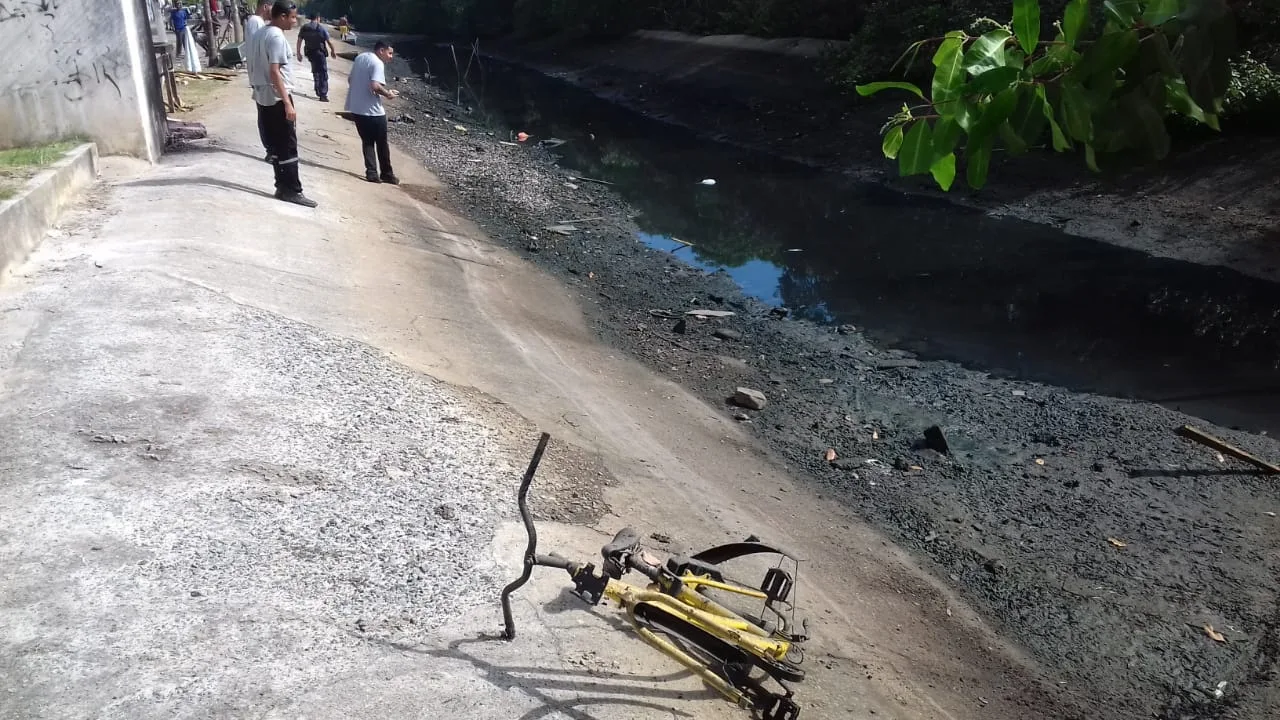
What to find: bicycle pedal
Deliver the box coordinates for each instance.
[761,694,800,720]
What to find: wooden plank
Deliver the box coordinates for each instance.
[1176,425,1280,474]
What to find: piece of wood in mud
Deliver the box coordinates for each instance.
[685,309,735,318]
[543,225,577,235]
[1176,424,1280,474]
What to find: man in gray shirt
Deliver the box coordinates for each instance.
[344,41,400,184]
[243,1,271,161]
[252,1,316,207]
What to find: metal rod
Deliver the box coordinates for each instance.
[500,432,552,640]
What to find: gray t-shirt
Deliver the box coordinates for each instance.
[345,52,385,117]
[242,16,266,80]
[251,25,293,106]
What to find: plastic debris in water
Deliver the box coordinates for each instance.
[516,132,530,142]
[698,178,717,185]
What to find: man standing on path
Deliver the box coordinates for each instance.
[170,3,190,57]
[243,1,272,161]
[296,13,335,102]
[243,0,267,38]
[345,41,400,184]
[252,1,317,207]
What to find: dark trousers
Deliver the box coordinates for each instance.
[306,49,329,100]
[258,98,302,195]
[257,113,270,156]
[353,114,393,179]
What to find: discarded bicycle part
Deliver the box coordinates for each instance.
[498,433,808,719]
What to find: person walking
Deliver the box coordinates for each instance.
[252,1,316,207]
[243,1,272,161]
[296,12,335,102]
[345,41,400,184]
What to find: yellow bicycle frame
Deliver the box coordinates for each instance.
[599,572,793,706]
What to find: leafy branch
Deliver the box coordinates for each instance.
[857,0,1237,191]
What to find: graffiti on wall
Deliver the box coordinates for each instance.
[0,0,127,102]
[0,0,61,23]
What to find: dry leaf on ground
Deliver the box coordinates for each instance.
[824,448,837,462]
[1107,537,1127,548]
[1204,625,1227,643]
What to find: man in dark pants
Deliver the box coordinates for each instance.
[296,12,335,102]
[170,3,190,57]
[344,41,400,184]
[251,1,316,207]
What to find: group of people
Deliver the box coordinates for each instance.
[241,2,401,208]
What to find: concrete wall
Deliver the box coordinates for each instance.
[0,143,98,279]
[0,0,164,161]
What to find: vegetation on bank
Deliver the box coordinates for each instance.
[858,0,1239,189]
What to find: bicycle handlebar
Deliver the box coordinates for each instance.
[500,432,551,640]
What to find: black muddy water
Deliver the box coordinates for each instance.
[408,45,1280,435]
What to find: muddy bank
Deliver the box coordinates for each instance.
[480,31,1280,286]
[382,75,1280,719]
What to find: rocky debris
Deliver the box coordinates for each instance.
[769,306,790,319]
[731,387,768,411]
[713,328,742,341]
[838,324,858,335]
[672,318,687,334]
[876,358,923,370]
[923,425,950,455]
[434,504,457,520]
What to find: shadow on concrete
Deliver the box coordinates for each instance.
[169,141,370,184]
[353,627,716,720]
[117,175,275,199]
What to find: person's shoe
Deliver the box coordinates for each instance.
[275,191,318,208]
[365,174,381,183]
[380,173,400,185]
[263,153,274,163]
[319,96,330,102]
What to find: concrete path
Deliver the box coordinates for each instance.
[0,46,1081,720]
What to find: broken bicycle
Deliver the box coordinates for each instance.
[499,433,808,720]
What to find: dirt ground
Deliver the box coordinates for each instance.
[386,73,1280,720]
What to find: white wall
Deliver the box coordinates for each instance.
[0,0,164,161]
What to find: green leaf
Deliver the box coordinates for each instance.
[932,31,968,115]
[1008,85,1047,148]
[856,81,925,99]
[999,121,1029,155]
[1121,93,1171,160]
[1063,0,1089,49]
[932,118,964,157]
[1072,29,1140,81]
[1039,87,1071,151]
[1165,77,1218,130]
[882,125,905,159]
[963,29,1012,73]
[1103,0,1139,26]
[1013,0,1041,55]
[1142,0,1179,25]
[1084,143,1099,172]
[899,120,934,176]
[1060,83,1094,142]
[964,66,1021,96]
[962,135,993,189]
[965,135,993,189]
[930,152,957,191]
[970,87,1019,143]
